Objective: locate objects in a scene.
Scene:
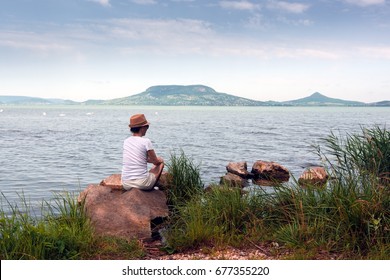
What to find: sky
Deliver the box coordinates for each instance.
[1,0,389,102]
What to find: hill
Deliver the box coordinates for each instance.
[368,100,390,106]
[1,87,388,106]
[102,85,265,106]
[0,96,76,105]
[281,92,365,106]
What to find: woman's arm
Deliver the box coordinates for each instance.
[147,149,164,165]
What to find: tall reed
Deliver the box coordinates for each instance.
[259,126,390,257]
[165,150,204,208]
[320,125,390,185]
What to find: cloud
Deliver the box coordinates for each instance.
[276,16,313,26]
[4,23,388,63]
[0,18,214,57]
[268,1,310,13]
[108,18,214,39]
[88,0,111,7]
[343,0,386,6]
[0,31,72,53]
[358,46,390,59]
[95,18,346,60]
[131,0,157,4]
[219,1,261,11]
[102,18,215,54]
[275,48,341,59]
[245,14,268,30]
[3,16,388,62]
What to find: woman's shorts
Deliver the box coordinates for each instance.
[122,173,156,191]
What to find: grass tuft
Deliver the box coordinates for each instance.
[165,150,204,209]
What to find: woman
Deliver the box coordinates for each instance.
[121,114,164,191]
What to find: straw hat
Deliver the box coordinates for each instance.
[129,114,150,128]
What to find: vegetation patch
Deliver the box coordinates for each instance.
[163,126,390,259]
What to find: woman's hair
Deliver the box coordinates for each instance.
[130,125,149,133]
[130,127,141,133]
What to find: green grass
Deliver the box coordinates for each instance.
[319,125,390,185]
[84,236,145,260]
[0,192,94,259]
[165,150,204,209]
[163,126,390,259]
[261,178,389,258]
[164,185,260,250]
[0,192,145,260]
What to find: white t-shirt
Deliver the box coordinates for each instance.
[121,136,153,181]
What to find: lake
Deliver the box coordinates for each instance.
[0,105,389,210]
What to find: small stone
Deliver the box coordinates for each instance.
[298,166,328,187]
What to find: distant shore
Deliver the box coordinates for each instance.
[2,85,389,106]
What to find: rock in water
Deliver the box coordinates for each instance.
[220,172,248,188]
[251,160,290,182]
[298,166,328,187]
[226,162,253,179]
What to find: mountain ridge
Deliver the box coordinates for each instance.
[0,95,77,105]
[282,92,366,106]
[1,85,388,106]
[104,85,265,106]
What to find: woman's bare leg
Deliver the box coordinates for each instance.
[149,162,164,187]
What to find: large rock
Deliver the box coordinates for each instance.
[100,174,123,190]
[226,162,253,179]
[251,160,290,182]
[100,172,171,191]
[78,184,169,240]
[298,166,328,187]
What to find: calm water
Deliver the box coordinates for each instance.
[0,105,389,209]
